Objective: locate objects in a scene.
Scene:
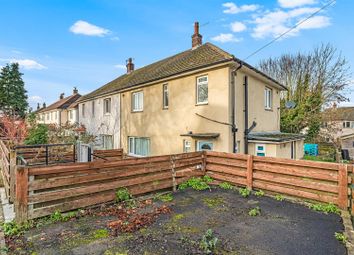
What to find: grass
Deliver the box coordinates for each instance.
[308,203,340,214]
[334,232,347,244]
[156,193,173,202]
[303,155,335,163]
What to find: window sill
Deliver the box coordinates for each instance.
[132,110,143,113]
[196,102,208,106]
[265,108,273,112]
[162,107,169,110]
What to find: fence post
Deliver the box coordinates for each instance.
[15,166,28,223]
[246,154,253,190]
[9,149,17,203]
[170,155,177,192]
[338,164,348,210]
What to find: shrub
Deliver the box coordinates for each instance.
[200,229,218,254]
[238,188,251,198]
[335,232,347,244]
[219,182,234,190]
[308,203,339,214]
[178,176,213,191]
[248,206,261,216]
[255,190,265,197]
[24,124,48,145]
[115,188,132,203]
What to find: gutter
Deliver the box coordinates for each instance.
[230,63,242,153]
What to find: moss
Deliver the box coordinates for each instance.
[164,213,200,234]
[202,196,225,208]
[173,214,185,221]
[92,229,109,239]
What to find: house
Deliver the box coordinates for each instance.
[36,88,81,126]
[78,22,304,158]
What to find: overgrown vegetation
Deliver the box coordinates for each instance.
[218,182,234,190]
[116,188,132,203]
[238,187,251,198]
[24,123,48,145]
[303,155,335,163]
[178,176,213,191]
[248,206,261,216]
[255,190,265,197]
[275,194,284,201]
[308,203,340,214]
[200,229,218,254]
[334,232,347,244]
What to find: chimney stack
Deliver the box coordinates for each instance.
[192,22,202,49]
[60,93,65,99]
[126,58,134,74]
[73,87,78,95]
[43,102,46,108]
[37,103,40,110]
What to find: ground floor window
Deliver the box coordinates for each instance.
[183,140,191,153]
[128,136,150,156]
[197,141,213,151]
[255,144,266,156]
[102,135,113,150]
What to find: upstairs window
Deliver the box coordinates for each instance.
[264,87,272,110]
[132,91,143,112]
[104,98,111,114]
[196,75,208,104]
[163,84,169,109]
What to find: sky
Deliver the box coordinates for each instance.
[0,0,353,110]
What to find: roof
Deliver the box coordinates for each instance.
[79,42,286,102]
[248,132,305,142]
[325,107,354,121]
[36,94,81,113]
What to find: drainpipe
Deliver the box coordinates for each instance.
[244,75,249,154]
[231,63,242,153]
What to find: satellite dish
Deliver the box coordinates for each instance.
[285,101,296,109]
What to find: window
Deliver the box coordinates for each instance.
[103,98,111,114]
[255,144,266,156]
[54,112,57,120]
[69,110,73,120]
[264,87,272,110]
[343,121,350,128]
[46,113,49,120]
[92,101,95,117]
[183,140,191,153]
[102,135,113,149]
[163,84,169,109]
[196,75,208,104]
[128,137,150,156]
[132,91,143,112]
[82,104,85,117]
[197,141,213,151]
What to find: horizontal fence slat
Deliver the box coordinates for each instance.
[206,163,246,177]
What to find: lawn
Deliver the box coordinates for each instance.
[4,186,346,255]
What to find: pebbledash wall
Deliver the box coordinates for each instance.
[78,94,120,149]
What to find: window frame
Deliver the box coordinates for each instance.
[264,87,273,110]
[255,144,266,156]
[162,83,169,109]
[128,136,150,156]
[197,140,213,151]
[183,140,191,153]
[103,98,111,115]
[196,75,208,105]
[132,91,144,112]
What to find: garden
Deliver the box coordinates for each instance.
[2,177,347,255]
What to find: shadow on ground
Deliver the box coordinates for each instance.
[9,188,346,255]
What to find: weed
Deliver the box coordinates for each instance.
[2,220,34,236]
[248,206,261,216]
[255,190,265,197]
[308,203,340,214]
[116,188,132,203]
[202,197,225,208]
[335,232,347,244]
[156,193,173,202]
[178,176,213,191]
[275,194,284,201]
[200,229,218,254]
[92,229,109,239]
[50,211,63,222]
[219,182,234,190]
[238,188,251,198]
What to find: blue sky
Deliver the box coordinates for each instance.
[0,0,353,109]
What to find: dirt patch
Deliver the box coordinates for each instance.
[5,188,347,255]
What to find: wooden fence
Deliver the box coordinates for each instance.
[0,140,15,201]
[93,149,124,161]
[15,151,204,222]
[206,151,350,209]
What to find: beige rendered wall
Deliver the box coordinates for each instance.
[120,66,231,156]
[248,140,304,159]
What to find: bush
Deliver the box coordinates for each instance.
[24,124,48,145]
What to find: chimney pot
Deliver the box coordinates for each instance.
[43,102,46,108]
[73,87,78,95]
[192,22,202,49]
[37,103,40,110]
[60,93,65,99]
[126,58,134,73]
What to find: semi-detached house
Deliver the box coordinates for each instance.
[78,22,304,158]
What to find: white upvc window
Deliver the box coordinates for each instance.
[128,137,150,156]
[183,140,191,153]
[255,144,266,156]
[163,84,169,109]
[264,87,272,110]
[132,91,143,112]
[196,75,208,104]
[69,110,73,120]
[197,140,213,151]
[104,98,111,114]
[101,135,113,149]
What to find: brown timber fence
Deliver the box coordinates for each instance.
[92,149,124,161]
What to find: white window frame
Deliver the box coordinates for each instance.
[69,110,73,120]
[197,140,213,151]
[196,75,208,105]
[163,84,169,109]
[128,136,150,156]
[255,144,266,156]
[183,140,191,153]
[103,98,111,114]
[264,87,272,110]
[132,91,143,112]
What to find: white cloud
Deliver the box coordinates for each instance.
[230,21,247,32]
[211,33,242,43]
[296,15,331,29]
[114,64,126,69]
[222,2,259,14]
[28,95,43,103]
[0,58,47,70]
[69,20,110,37]
[278,0,317,8]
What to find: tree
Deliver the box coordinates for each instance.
[0,115,28,144]
[258,43,351,141]
[0,63,28,117]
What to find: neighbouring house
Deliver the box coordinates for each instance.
[78,22,304,158]
[36,88,81,126]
